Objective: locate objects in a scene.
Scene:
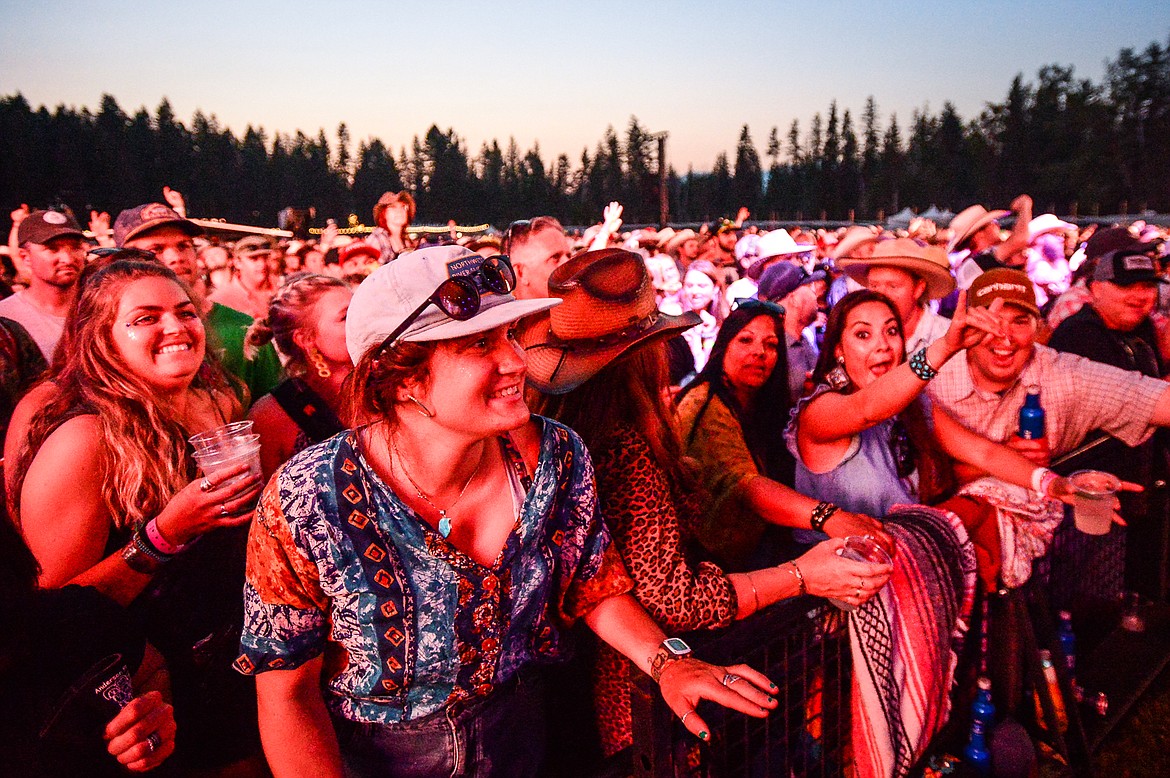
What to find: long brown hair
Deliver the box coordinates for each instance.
[813,289,954,502]
[12,261,236,529]
[536,339,693,487]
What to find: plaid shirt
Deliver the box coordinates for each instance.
[927,344,1168,456]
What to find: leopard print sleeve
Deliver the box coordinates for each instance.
[592,425,737,632]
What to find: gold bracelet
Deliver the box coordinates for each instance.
[786,561,807,596]
[744,572,760,615]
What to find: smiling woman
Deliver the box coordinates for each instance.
[10,260,268,774]
[239,246,780,778]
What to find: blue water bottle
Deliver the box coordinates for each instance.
[964,676,994,776]
[1018,389,1045,440]
[1057,610,1076,678]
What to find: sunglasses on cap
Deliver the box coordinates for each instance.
[502,216,561,254]
[731,297,786,317]
[88,246,159,261]
[384,255,516,345]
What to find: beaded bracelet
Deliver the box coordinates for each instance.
[909,347,939,381]
[786,561,808,596]
[809,501,839,533]
[1031,467,1059,498]
[133,523,174,564]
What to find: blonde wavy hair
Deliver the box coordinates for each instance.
[13,260,235,531]
[244,272,348,376]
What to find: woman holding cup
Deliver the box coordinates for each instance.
[10,260,267,775]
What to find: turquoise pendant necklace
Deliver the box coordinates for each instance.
[392,435,484,538]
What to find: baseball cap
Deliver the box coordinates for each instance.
[113,203,201,247]
[345,245,560,365]
[17,210,84,246]
[1093,248,1167,286]
[757,263,826,302]
[967,268,1040,317]
[234,235,276,255]
[1083,225,1161,261]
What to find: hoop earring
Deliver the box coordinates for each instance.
[308,347,332,379]
[406,394,435,418]
[826,356,851,390]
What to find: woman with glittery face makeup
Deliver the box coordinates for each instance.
[11,260,267,773]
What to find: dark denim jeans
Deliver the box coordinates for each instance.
[335,671,547,778]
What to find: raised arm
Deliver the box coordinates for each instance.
[799,291,1000,447]
[993,194,1033,264]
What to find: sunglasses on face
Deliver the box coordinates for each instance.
[384,255,516,345]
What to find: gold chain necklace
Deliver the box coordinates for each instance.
[391,434,484,538]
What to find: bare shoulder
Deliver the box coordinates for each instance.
[248,393,292,427]
[30,414,105,472]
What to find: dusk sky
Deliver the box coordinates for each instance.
[3,1,1168,172]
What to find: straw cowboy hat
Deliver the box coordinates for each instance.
[831,225,882,261]
[837,237,956,300]
[516,248,700,394]
[947,204,1009,253]
[1027,214,1076,243]
[664,228,697,254]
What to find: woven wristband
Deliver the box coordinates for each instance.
[786,561,808,596]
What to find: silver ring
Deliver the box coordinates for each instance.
[144,732,161,754]
[199,477,212,492]
[681,709,696,726]
[721,673,742,687]
[219,504,229,518]
[856,587,863,599]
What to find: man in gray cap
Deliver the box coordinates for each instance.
[0,210,86,360]
[757,262,826,401]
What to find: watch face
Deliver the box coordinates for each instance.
[663,637,691,656]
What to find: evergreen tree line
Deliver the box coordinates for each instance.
[2,36,1168,229]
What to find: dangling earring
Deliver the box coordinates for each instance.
[826,356,851,390]
[406,394,435,418]
[308,347,332,379]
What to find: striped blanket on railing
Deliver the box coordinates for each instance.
[850,505,977,778]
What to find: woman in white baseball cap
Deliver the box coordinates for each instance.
[240,245,779,777]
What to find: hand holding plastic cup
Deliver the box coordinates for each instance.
[1068,470,1121,535]
[828,535,893,612]
[189,422,262,486]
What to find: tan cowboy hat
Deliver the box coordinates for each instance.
[837,237,956,300]
[516,248,700,394]
[831,225,882,261]
[947,204,1009,253]
[664,228,697,255]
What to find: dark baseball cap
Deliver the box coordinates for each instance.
[1084,225,1160,261]
[1093,248,1167,286]
[17,210,84,246]
[967,267,1040,317]
[113,203,201,247]
[757,263,826,302]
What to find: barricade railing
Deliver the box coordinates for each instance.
[621,598,853,778]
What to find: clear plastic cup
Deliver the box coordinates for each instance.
[1068,470,1121,535]
[189,421,256,454]
[193,441,262,485]
[827,535,893,612]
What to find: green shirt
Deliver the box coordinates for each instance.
[206,303,283,406]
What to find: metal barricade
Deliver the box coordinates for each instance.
[622,598,853,778]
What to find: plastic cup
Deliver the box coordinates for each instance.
[827,535,893,612]
[189,421,255,454]
[1069,470,1121,535]
[193,441,262,485]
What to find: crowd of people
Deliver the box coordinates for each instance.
[1,186,1169,777]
